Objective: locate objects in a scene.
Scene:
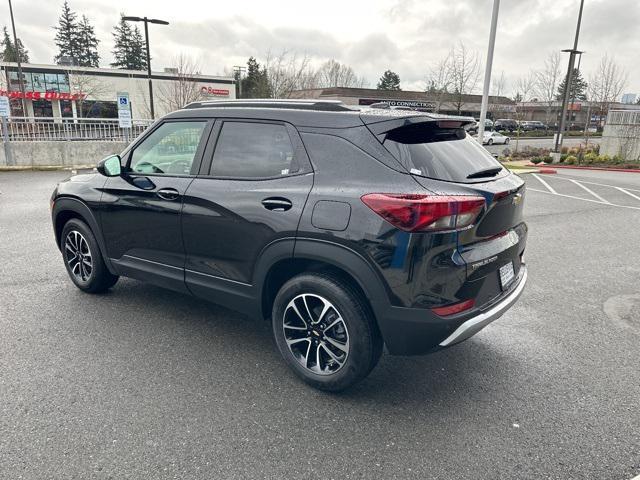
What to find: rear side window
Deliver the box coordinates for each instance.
[383,123,505,183]
[210,122,297,178]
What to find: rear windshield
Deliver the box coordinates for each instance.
[382,123,505,183]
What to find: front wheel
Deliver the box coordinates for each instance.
[505,138,510,144]
[487,138,493,145]
[272,272,382,391]
[61,219,119,293]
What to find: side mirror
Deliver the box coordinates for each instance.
[97,155,122,177]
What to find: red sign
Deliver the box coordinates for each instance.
[200,86,229,97]
[0,89,86,101]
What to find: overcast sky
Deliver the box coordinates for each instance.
[5,0,640,97]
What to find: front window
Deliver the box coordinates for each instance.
[129,121,207,176]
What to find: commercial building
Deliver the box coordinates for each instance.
[0,62,235,121]
[288,87,516,117]
[516,100,636,130]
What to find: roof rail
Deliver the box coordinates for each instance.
[183,99,355,112]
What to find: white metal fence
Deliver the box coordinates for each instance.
[1,117,154,142]
[606,109,640,126]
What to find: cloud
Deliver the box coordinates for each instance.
[5,0,640,95]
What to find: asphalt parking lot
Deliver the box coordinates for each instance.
[1,169,639,480]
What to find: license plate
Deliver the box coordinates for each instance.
[499,262,515,290]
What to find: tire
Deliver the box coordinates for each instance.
[60,218,119,293]
[487,139,493,145]
[272,272,383,392]
[505,138,510,144]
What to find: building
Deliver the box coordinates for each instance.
[288,87,516,117]
[516,100,637,130]
[601,109,640,160]
[0,62,235,121]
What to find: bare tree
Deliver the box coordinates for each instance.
[588,54,627,127]
[492,71,507,98]
[512,71,537,152]
[315,59,368,88]
[425,53,454,113]
[67,69,109,117]
[265,50,318,98]
[534,51,561,127]
[157,54,206,113]
[448,42,481,114]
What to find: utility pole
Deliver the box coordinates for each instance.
[233,66,246,99]
[554,0,585,157]
[122,16,169,119]
[8,0,27,116]
[477,0,500,144]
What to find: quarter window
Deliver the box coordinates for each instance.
[130,121,207,175]
[210,122,297,178]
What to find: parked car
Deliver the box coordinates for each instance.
[493,119,518,132]
[482,130,510,145]
[520,121,547,131]
[51,100,528,391]
[467,118,493,134]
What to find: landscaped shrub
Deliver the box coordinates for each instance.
[565,155,577,165]
[530,157,543,165]
[542,156,554,164]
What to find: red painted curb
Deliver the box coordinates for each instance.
[537,168,557,174]
[526,164,640,173]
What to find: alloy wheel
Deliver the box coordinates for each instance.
[64,230,93,282]
[283,294,350,375]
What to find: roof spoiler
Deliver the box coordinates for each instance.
[361,114,474,141]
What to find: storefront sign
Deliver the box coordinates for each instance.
[358,98,436,110]
[0,96,9,117]
[0,89,86,101]
[200,86,230,97]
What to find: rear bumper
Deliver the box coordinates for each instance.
[438,264,527,347]
[373,264,528,355]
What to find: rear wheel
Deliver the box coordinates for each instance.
[272,272,382,392]
[505,138,510,144]
[487,138,493,145]
[61,219,119,293]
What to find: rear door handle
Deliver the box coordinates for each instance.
[262,197,292,212]
[156,188,180,201]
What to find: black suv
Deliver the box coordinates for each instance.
[51,100,528,391]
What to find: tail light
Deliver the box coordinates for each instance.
[361,193,485,232]
[431,298,475,316]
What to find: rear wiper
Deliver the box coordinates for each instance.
[467,166,503,179]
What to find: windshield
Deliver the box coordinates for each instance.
[383,123,506,183]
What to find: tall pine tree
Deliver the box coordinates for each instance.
[241,57,271,98]
[76,15,100,67]
[54,1,81,64]
[1,26,29,62]
[111,16,147,70]
[556,68,588,101]
[377,70,401,91]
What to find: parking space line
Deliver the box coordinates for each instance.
[528,188,640,211]
[569,179,611,203]
[531,174,557,194]
[537,174,640,193]
[616,187,640,201]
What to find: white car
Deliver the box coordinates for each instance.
[482,131,510,145]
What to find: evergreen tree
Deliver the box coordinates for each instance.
[377,70,401,91]
[241,57,271,98]
[76,15,100,67]
[54,1,81,64]
[555,68,588,101]
[111,16,147,70]
[1,26,29,62]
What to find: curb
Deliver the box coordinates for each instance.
[526,164,640,173]
[0,165,95,172]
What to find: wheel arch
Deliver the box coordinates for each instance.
[52,197,115,272]
[256,238,391,324]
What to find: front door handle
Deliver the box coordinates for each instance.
[156,188,180,201]
[262,197,292,212]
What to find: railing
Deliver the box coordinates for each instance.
[607,109,640,126]
[1,117,154,142]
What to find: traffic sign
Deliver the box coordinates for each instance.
[118,109,132,128]
[0,96,9,117]
[117,92,130,110]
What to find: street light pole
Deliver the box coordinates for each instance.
[554,0,585,155]
[233,66,246,98]
[122,16,169,120]
[8,0,27,115]
[477,0,500,144]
